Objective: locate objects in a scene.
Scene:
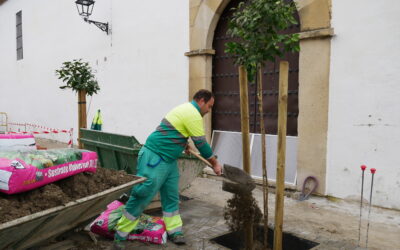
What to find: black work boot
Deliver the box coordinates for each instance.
[112,240,126,250]
[169,233,186,245]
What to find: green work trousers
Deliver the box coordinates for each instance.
[114,146,182,240]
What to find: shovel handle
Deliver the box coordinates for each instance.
[188,149,213,168]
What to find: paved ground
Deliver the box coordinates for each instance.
[33,139,400,250]
[41,197,231,250]
[125,199,230,250]
[183,176,400,250]
[42,176,400,250]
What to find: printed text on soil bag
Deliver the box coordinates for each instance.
[47,159,97,178]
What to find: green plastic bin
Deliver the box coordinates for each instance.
[80,129,142,174]
[80,129,205,191]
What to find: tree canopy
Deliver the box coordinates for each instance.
[225,0,300,81]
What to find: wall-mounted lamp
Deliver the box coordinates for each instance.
[75,0,109,34]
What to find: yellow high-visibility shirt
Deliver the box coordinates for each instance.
[145,101,214,162]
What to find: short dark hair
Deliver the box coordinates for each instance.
[193,89,214,103]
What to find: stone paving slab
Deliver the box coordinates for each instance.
[124,199,230,250]
[34,196,232,249]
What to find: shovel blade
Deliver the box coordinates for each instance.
[222,164,256,191]
[222,179,254,195]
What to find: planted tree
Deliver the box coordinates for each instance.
[225,0,299,248]
[55,59,100,148]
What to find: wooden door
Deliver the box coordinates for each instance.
[212,0,300,136]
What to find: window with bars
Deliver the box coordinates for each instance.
[16,11,23,60]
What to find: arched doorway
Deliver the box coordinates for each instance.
[188,0,332,193]
[212,0,300,136]
[210,0,300,184]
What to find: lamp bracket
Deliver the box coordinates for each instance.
[84,17,109,34]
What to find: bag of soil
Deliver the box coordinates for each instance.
[90,200,167,244]
[0,149,97,194]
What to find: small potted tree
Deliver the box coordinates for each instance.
[55,59,100,148]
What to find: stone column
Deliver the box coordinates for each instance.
[185,50,215,142]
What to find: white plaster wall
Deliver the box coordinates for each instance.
[327,0,400,209]
[0,0,189,144]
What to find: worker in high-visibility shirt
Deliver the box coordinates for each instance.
[113,89,222,248]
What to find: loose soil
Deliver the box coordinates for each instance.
[224,193,266,250]
[0,167,135,224]
[222,166,265,250]
[224,193,262,232]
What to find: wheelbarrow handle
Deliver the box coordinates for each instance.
[188,149,213,168]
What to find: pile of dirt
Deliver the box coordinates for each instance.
[223,193,266,249]
[224,193,262,232]
[0,167,136,224]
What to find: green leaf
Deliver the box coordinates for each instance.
[225,0,300,71]
[55,59,100,96]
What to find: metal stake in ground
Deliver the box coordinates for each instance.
[365,168,376,249]
[358,165,367,247]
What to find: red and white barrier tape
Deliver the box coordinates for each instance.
[7,123,73,148]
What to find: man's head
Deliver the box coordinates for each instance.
[193,89,215,116]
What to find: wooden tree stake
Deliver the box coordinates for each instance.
[78,90,87,149]
[239,65,253,250]
[239,65,251,175]
[273,61,289,250]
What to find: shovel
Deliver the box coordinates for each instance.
[188,149,256,194]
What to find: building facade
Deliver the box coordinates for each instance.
[0,0,189,144]
[1,0,400,209]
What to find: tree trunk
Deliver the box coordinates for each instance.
[257,65,269,248]
[78,90,87,149]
